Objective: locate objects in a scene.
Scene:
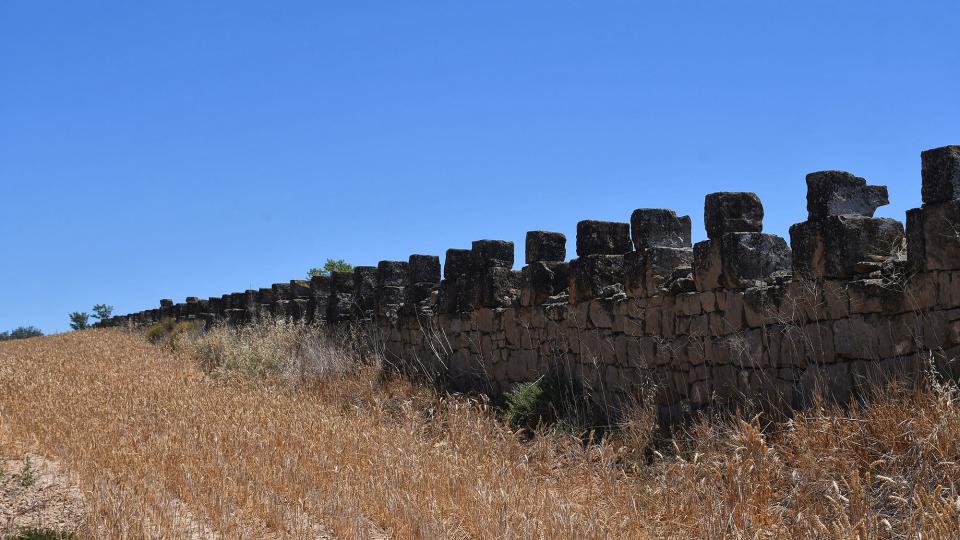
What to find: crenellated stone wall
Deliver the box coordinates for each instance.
[108,145,960,420]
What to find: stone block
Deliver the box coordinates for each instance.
[805,170,888,221]
[377,286,406,316]
[243,290,258,310]
[629,208,692,250]
[408,254,441,283]
[353,266,378,312]
[789,221,825,278]
[406,281,436,306]
[700,291,717,313]
[575,220,631,256]
[521,261,569,306]
[160,299,173,308]
[625,247,694,297]
[444,248,474,279]
[720,232,792,288]
[921,145,960,204]
[289,280,312,298]
[440,275,483,313]
[257,288,274,304]
[525,231,566,263]
[906,207,926,272]
[482,267,522,308]
[743,285,782,328]
[823,215,904,278]
[330,271,354,295]
[377,260,409,287]
[328,293,354,322]
[704,192,763,239]
[472,240,514,270]
[834,317,877,359]
[271,283,291,301]
[693,240,722,291]
[569,254,625,304]
[920,200,960,270]
[310,275,331,295]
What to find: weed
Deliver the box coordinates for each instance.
[18,456,34,488]
[14,528,73,540]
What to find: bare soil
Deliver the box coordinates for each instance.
[1,453,85,538]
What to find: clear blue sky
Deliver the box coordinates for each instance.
[2,1,958,333]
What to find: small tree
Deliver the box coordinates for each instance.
[92,304,114,321]
[307,258,354,278]
[69,312,89,330]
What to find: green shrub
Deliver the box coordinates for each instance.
[145,319,204,350]
[0,326,44,341]
[307,258,354,278]
[14,528,73,540]
[504,378,552,429]
[503,372,594,433]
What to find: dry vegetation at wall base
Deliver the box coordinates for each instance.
[2,324,960,538]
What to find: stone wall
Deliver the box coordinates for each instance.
[108,145,960,419]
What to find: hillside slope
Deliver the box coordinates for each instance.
[1,329,959,538]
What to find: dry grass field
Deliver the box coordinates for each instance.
[2,324,960,538]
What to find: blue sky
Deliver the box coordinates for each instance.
[1,1,958,333]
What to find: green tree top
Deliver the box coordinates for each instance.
[92,304,114,321]
[308,259,354,278]
[69,312,89,331]
[0,326,43,341]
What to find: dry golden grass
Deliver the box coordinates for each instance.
[1,326,959,538]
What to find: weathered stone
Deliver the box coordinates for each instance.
[330,271,354,295]
[920,200,960,270]
[160,299,173,308]
[805,170,889,221]
[569,255,625,304]
[353,266,378,312]
[440,275,483,313]
[822,215,904,278]
[310,275,331,295]
[921,145,960,204]
[521,261,570,306]
[405,282,436,307]
[906,207,926,272]
[720,233,792,288]
[630,209,692,250]
[408,254,441,283]
[272,283,291,301]
[257,288,275,304]
[377,285,406,316]
[693,240,722,291]
[789,221,825,278]
[328,293,354,322]
[482,267,522,308]
[704,192,763,239]
[289,280,312,298]
[444,248,474,279]
[525,231,566,263]
[576,220,631,256]
[625,247,694,297]
[377,260,409,287]
[472,240,514,270]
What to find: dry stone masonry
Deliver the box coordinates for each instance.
[108,146,960,421]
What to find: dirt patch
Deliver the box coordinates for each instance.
[0,453,85,537]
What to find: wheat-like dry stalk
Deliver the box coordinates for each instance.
[1,326,958,538]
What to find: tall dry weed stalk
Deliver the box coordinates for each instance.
[186,318,366,383]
